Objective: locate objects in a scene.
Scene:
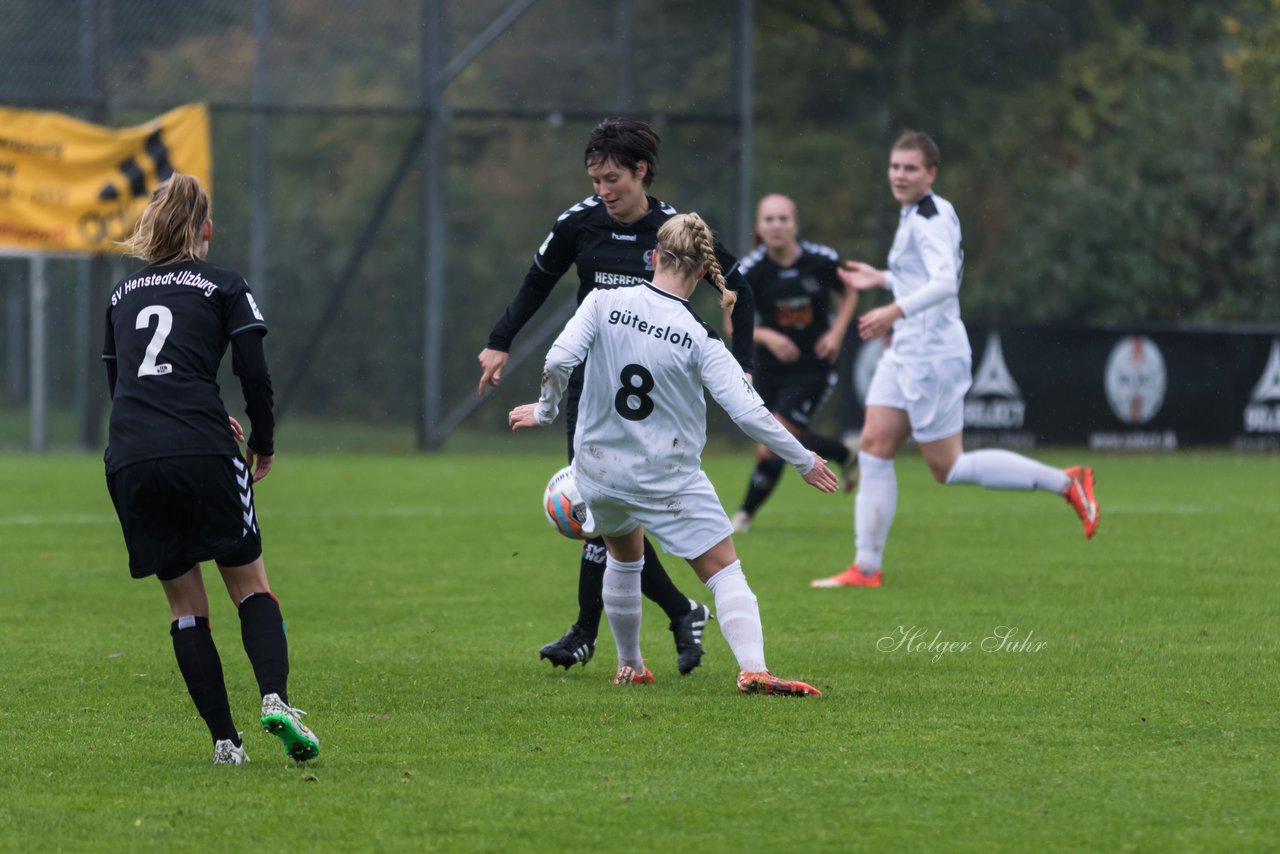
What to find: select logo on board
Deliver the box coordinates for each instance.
[964,332,1034,447]
[965,332,1025,428]
[1243,339,1280,434]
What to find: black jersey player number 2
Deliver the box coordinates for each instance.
[136,304,175,377]
[614,364,655,421]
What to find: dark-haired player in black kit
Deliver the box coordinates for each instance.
[103,173,320,765]
[728,194,860,533]
[477,118,756,676]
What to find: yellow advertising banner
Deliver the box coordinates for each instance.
[0,103,211,253]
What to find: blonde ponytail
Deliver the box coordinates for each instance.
[118,173,209,263]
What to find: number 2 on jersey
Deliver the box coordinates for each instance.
[614,364,655,421]
[136,305,174,377]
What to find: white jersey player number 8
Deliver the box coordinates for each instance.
[614,364,655,421]
[135,304,175,377]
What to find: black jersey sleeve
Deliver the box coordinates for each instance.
[714,239,756,372]
[224,277,268,338]
[231,329,275,456]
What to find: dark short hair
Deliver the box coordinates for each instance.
[584,118,660,187]
[893,130,940,170]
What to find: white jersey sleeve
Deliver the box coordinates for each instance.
[534,289,602,425]
[892,211,961,318]
[699,339,815,474]
[882,192,970,363]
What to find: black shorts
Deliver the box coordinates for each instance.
[753,371,836,429]
[106,455,263,580]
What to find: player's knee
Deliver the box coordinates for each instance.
[859,433,895,459]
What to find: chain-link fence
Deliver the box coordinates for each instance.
[1,0,782,452]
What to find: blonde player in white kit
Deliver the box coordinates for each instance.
[812,131,1100,590]
[511,213,837,696]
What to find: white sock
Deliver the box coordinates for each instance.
[705,561,766,673]
[855,452,897,574]
[945,449,1071,492]
[603,554,645,669]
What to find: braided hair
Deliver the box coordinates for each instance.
[655,213,736,310]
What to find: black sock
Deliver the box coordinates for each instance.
[741,457,785,515]
[575,538,606,637]
[640,537,691,621]
[238,593,289,705]
[799,429,849,464]
[170,616,237,744]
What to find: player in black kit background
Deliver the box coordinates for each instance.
[103,174,320,765]
[728,194,860,534]
[477,118,756,676]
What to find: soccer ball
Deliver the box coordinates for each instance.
[543,465,596,540]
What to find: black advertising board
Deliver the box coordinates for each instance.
[845,326,1280,450]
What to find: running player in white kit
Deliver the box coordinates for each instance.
[511,213,836,696]
[812,131,1100,590]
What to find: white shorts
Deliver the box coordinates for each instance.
[865,355,972,443]
[577,471,733,560]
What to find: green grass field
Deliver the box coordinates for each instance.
[2,450,1276,852]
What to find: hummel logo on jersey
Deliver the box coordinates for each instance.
[608,308,693,349]
[612,232,637,242]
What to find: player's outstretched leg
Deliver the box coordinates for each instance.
[705,560,821,697]
[539,539,605,668]
[943,450,1099,540]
